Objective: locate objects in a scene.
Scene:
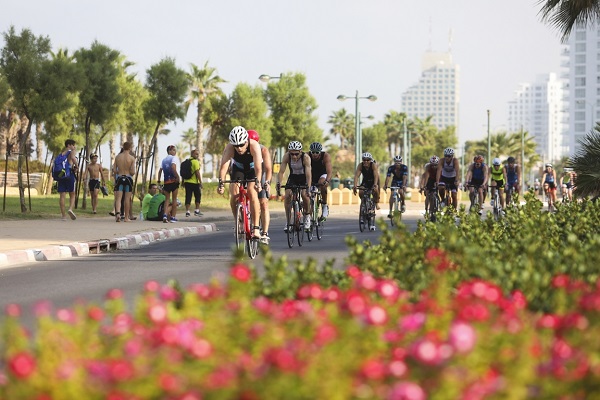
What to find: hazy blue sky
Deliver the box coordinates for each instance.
[3,0,564,155]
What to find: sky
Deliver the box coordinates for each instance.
[2,0,565,157]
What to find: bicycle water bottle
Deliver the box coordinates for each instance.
[139,211,144,221]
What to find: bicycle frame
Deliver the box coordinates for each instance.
[307,185,324,241]
[388,186,402,226]
[222,179,259,258]
[282,184,308,247]
[488,184,503,220]
[426,187,441,222]
[357,186,376,232]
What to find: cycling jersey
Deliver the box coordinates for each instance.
[490,165,504,183]
[286,152,307,186]
[360,163,376,188]
[231,147,255,172]
[470,163,486,185]
[441,158,456,178]
[387,164,408,187]
[506,164,518,184]
[311,152,326,185]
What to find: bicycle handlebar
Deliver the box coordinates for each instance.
[281,184,309,190]
[221,179,258,185]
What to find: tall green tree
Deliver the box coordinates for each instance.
[569,130,600,199]
[74,41,122,160]
[0,70,12,158]
[264,72,322,149]
[185,61,226,175]
[539,0,600,41]
[0,26,81,211]
[383,111,406,158]
[228,83,273,148]
[327,108,354,149]
[143,57,188,180]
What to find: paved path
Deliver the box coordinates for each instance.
[0,200,436,268]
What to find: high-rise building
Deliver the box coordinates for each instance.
[401,51,460,133]
[566,26,600,156]
[507,73,567,163]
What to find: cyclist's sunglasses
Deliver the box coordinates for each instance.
[290,152,300,156]
[310,151,320,155]
[362,158,371,162]
[233,143,246,148]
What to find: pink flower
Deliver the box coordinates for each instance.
[8,352,36,379]
[346,265,362,278]
[109,359,134,381]
[537,314,560,329]
[378,280,400,301]
[144,280,160,292]
[33,300,52,317]
[449,321,476,353]
[4,303,20,317]
[360,359,387,380]
[190,338,212,359]
[345,291,368,315]
[425,248,453,271]
[357,273,378,291]
[551,274,570,288]
[87,306,104,322]
[387,381,426,400]
[159,285,178,301]
[365,305,388,325]
[56,308,77,324]
[314,323,337,346]
[231,263,251,282]
[388,360,408,377]
[322,287,341,302]
[105,288,123,300]
[399,312,426,332]
[410,338,442,365]
[148,303,168,324]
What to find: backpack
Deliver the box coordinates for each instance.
[52,151,72,181]
[180,158,193,179]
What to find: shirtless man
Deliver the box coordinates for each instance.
[113,142,136,222]
[84,153,105,214]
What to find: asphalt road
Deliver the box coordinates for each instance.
[0,213,421,327]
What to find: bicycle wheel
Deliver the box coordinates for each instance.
[430,194,439,222]
[295,201,304,247]
[390,196,397,227]
[366,199,374,230]
[307,198,315,242]
[359,202,366,232]
[235,204,244,250]
[313,196,325,240]
[286,204,295,248]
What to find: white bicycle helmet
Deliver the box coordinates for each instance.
[362,152,373,161]
[229,126,248,146]
[309,142,323,153]
[288,141,303,151]
[443,147,454,157]
[393,155,403,163]
[546,163,553,168]
[492,157,501,166]
[429,155,440,165]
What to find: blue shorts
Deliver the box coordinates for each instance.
[115,176,133,192]
[57,176,76,193]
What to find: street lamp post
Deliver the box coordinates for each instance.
[259,73,283,162]
[487,109,491,164]
[337,91,377,167]
[258,73,282,82]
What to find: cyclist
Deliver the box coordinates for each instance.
[383,155,408,218]
[217,126,263,240]
[542,163,557,207]
[465,155,488,215]
[504,156,520,205]
[248,129,272,244]
[489,157,507,211]
[308,142,333,220]
[436,147,460,209]
[276,141,312,231]
[560,168,576,202]
[353,152,380,231]
[420,155,439,215]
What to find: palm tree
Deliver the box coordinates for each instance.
[383,111,406,157]
[181,128,196,154]
[327,108,354,149]
[185,61,226,176]
[569,130,600,199]
[538,0,600,42]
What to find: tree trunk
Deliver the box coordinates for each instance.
[17,116,31,213]
[35,123,43,160]
[196,104,205,176]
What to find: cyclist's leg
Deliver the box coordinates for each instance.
[318,177,329,217]
[450,182,458,209]
[228,183,240,218]
[499,183,505,208]
[259,191,270,239]
[543,183,550,204]
[388,191,394,217]
[247,182,261,238]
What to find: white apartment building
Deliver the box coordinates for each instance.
[566,25,600,156]
[401,51,460,132]
[507,73,566,163]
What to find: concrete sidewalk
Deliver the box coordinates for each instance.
[0,200,432,269]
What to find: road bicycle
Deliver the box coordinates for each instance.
[222,179,260,259]
[505,182,517,207]
[489,185,503,220]
[437,183,453,212]
[467,184,484,215]
[423,186,441,222]
[281,184,308,248]
[356,186,376,232]
[307,184,324,241]
[544,185,556,212]
[387,186,403,227]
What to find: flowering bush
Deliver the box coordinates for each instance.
[2,258,600,398]
[2,194,600,398]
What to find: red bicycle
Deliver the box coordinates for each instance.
[222,179,260,259]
